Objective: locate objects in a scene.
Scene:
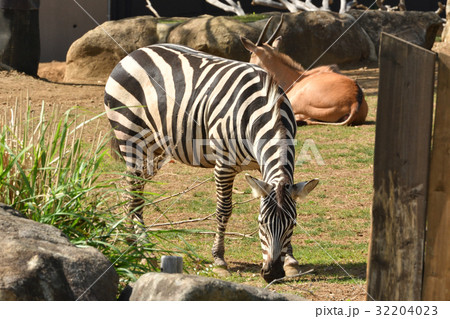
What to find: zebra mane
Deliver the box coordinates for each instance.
[263,74,284,118]
[275,169,291,208]
[268,74,290,141]
[262,74,293,189]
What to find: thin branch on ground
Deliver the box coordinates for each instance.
[265,268,314,288]
[149,213,216,227]
[232,196,258,207]
[196,230,257,238]
[145,228,256,239]
[145,177,212,207]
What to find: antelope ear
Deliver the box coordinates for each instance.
[289,179,319,200]
[272,36,282,50]
[240,36,257,53]
[245,174,274,198]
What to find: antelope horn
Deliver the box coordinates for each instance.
[256,16,274,46]
[266,14,284,46]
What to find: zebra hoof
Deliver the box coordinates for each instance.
[283,256,301,277]
[284,264,302,277]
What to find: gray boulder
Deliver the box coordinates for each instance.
[128,272,304,301]
[0,204,118,301]
[349,10,443,53]
[64,16,159,83]
[156,18,189,43]
[167,15,260,61]
[271,11,372,67]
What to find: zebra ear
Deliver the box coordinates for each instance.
[245,174,274,198]
[289,179,319,200]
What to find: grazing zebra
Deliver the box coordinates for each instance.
[104,43,319,282]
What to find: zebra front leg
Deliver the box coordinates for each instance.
[211,164,237,269]
[284,242,302,276]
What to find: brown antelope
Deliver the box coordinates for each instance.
[241,16,368,126]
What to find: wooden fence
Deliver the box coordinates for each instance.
[366,32,450,301]
[422,48,450,301]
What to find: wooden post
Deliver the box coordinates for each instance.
[161,256,183,274]
[422,52,450,300]
[366,33,436,301]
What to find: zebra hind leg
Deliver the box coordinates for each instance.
[121,133,166,234]
[123,170,148,232]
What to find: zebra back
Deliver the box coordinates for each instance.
[104,43,296,180]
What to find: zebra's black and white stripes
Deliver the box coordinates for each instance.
[104,43,318,282]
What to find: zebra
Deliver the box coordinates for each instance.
[104,43,319,283]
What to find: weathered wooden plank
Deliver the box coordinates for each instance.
[366,33,436,301]
[422,52,450,301]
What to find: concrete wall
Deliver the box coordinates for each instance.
[39,0,108,62]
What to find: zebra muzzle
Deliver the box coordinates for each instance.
[261,256,285,283]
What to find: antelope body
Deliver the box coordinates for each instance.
[241,16,368,126]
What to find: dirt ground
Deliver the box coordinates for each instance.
[0,62,379,301]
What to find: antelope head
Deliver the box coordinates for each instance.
[241,15,284,66]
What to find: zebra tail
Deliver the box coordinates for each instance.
[109,130,123,161]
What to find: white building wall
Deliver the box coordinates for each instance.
[39,0,108,62]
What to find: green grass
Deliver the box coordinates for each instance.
[231,13,268,23]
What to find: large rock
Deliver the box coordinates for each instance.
[349,10,443,53]
[167,15,259,61]
[0,204,118,301]
[64,16,159,84]
[272,11,373,67]
[156,18,190,43]
[128,272,304,301]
